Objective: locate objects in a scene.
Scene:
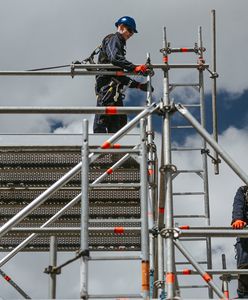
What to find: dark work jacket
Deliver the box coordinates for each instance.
[95,32,139,94]
[232,186,248,223]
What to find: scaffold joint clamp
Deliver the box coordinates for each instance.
[158,102,177,116]
[159,164,177,174]
[44,265,61,275]
[77,249,90,258]
[206,68,219,79]
[160,227,181,239]
[70,64,75,78]
[201,148,221,164]
[154,279,165,289]
[150,226,159,237]
[219,274,234,282]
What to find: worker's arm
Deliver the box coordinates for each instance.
[114,76,154,92]
[105,34,135,71]
[232,187,247,227]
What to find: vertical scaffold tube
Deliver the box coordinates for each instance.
[162,26,176,300]
[49,236,57,299]
[140,119,150,299]
[198,26,213,299]
[221,254,230,299]
[157,234,165,299]
[211,9,220,175]
[146,52,157,298]
[80,119,89,299]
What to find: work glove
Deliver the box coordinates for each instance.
[232,219,247,229]
[134,64,149,75]
[138,83,154,92]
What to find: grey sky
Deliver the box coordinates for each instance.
[0,0,248,298]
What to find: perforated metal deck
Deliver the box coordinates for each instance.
[0,145,141,251]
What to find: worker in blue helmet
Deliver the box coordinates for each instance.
[93,16,153,133]
[232,186,248,298]
[115,16,138,33]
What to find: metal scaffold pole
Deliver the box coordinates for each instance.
[211,9,220,175]
[140,118,150,299]
[146,52,158,298]
[161,27,177,300]
[198,26,213,299]
[80,119,90,299]
[49,236,57,299]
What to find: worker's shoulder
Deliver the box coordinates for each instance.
[102,33,116,43]
[240,185,248,193]
[235,186,248,199]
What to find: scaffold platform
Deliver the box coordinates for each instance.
[0,135,142,252]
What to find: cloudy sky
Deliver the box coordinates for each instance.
[0,0,248,299]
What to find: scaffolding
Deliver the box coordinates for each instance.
[1,9,248,300]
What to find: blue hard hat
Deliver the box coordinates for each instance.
[115,16,138,33]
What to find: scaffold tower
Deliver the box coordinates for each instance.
[1,10,248,300]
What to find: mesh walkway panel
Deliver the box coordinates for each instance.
[0,146,141,251]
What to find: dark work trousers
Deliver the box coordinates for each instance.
[93,85,127,133]
[235,238,248,298]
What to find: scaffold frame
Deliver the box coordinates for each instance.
[1,9,248,300]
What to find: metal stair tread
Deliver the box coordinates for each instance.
[0,147,142,252]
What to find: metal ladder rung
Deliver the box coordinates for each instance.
[88,294,142,299]
[180,104,201,107]
[174,215,206,218]
[89,255,141,261]
[176,261,207,265]
[173,192,205,196]
[171,125,193,129]
[91,149,140,154]
[176,169,203,174]
[170,83,199,87]
[89,219,141,223]
[179,238,207,241]
[180,285,208,289]
[172,147,202,151]
[89,183,140,189]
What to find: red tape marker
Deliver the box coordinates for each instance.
[114,227,124,234]
[106,168,113,175]
[4,275,11,282]
[182,269,192,275]
[105,107,117,115]
[101,141,111,149]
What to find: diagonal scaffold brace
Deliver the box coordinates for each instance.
[175,103,248,185]
[0,269,31,299]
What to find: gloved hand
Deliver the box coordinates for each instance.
[232,219,247,229]
[134,64,149,75]
[138,83,154,92]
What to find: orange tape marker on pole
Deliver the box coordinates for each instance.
[141,261,150,292]
[166,272,175,284]
[202,273,212,283]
